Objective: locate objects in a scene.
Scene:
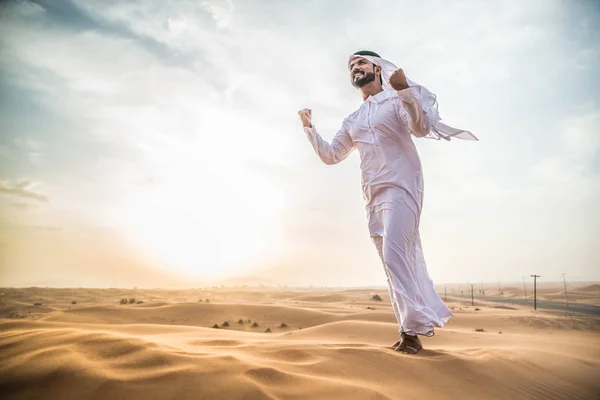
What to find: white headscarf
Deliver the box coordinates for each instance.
[349,54,477,141]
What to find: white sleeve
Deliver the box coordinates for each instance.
[303,121,355,165]
[396,87,429,138]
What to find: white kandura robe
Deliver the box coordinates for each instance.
[303,87,456,335]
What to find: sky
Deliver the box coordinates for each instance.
[0,0,598,288]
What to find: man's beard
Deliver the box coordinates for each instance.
[352,71,376,88]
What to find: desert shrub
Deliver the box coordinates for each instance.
[71,301,77,305]
[212,324,219,329]
[119,298,128,304]
[251,322,259,328]
[137,301,144,304]
[372,294,382,301]
[264,328,272,333]
[222,321,229,327]
[33,302,42,306]
[475,328,485,332]
[128,298,135,304]
[280,323,288,328]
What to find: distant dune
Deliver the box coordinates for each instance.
[1,286,599,399]
[577,284,600,293]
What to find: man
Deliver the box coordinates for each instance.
[298,50,477,354]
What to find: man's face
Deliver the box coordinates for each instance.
[349,57,378,88]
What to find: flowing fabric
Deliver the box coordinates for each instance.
[369,192,452,335]
[303,55,476,335]
[348,54,478,141]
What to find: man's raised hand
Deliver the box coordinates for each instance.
[389,68,409,91]
[298,108,312,128]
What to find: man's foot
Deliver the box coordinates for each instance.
[389,339,402,350]
[395,332,422,354]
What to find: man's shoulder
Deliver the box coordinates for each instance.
[343,109,364,130]
[346,109,361,121]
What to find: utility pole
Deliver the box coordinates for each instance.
[531,275,540,310]
[444,287,447,302]
[562,273,569,308]
[470,284,474,306]
[522,276,527,300]
[498,281,502,301]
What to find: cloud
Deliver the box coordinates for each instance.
[1,0,599,285]
[29,0,98,30]
[201,0,234,30]
[0,180,48,202]
[528,107,600,201]
[0,144,11,160]
[23,0,197,65]
[12,137,42,164]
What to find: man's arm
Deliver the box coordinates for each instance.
[397,89,429,138]
[298,108,355,165]
[389,69,429,138]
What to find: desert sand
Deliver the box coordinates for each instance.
[1,284,599,400]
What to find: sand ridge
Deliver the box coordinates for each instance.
[1,287,599,399]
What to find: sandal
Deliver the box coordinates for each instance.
[395,332,422,354]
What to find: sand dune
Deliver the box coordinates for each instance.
[1,287,599,399]
[577,284,600,293]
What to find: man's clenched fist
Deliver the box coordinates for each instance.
[298,108,312,128]
[389,68,409,91]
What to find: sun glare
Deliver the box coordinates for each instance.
[120,184,281,278]
[117,153,284,278]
